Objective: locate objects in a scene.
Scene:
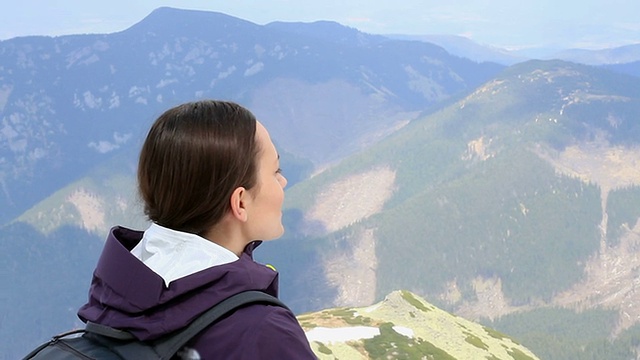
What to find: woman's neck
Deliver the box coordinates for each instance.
[203,218,250,257]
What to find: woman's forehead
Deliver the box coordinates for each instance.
[255,121,277,157]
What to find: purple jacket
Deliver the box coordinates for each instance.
[78,226,317,359]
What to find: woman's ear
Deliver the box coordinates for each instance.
[229,187,248,222]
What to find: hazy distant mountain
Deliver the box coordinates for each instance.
[550,43,640,65]
[393,34,640,70]
[265,20,388,46]
[387,34,527,65]
[0,6,503,224]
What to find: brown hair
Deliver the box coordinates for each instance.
[138,100,259,234]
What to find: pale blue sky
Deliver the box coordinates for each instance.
[1,0,638,50]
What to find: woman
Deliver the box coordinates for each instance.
[78,100,317,359]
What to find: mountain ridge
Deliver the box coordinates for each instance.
[301,290,539,359]
[0,6,503,223]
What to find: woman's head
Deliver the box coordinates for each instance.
[138,100,259,235]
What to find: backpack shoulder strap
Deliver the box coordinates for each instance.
[85,321,136,340]
[80,290,287,360]
[152,290,288,360]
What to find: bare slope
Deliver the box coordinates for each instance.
[541,141,640,334]
[306,167,396,307]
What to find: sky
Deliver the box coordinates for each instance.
[1,0,639,50]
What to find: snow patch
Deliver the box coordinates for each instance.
[109,93,120,109]
[359,303,383,314]
[218,66,236,79]
[392,326,414,338]
[83,91,102,109]
[244,62,264,77]
[0,84,13,111]
[79,54,100,66]
[88,132,132,154]
[305,326,380,344]
[156,78,178,88]
[129,85,149,98]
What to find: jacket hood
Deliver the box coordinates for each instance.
[78,226,279,340]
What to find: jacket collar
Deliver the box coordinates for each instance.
[130,223,239,287]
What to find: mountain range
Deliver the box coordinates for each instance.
[0,6,502,225]
[392,34,640,67]
[3,6,640,360]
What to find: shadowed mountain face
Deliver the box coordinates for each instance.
[0,223,103,359]
[0,7,503,224]
[605,60,640,79]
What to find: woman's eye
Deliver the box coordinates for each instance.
[276,168,283,174]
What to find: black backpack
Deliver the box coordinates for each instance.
[22,291,287,360]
